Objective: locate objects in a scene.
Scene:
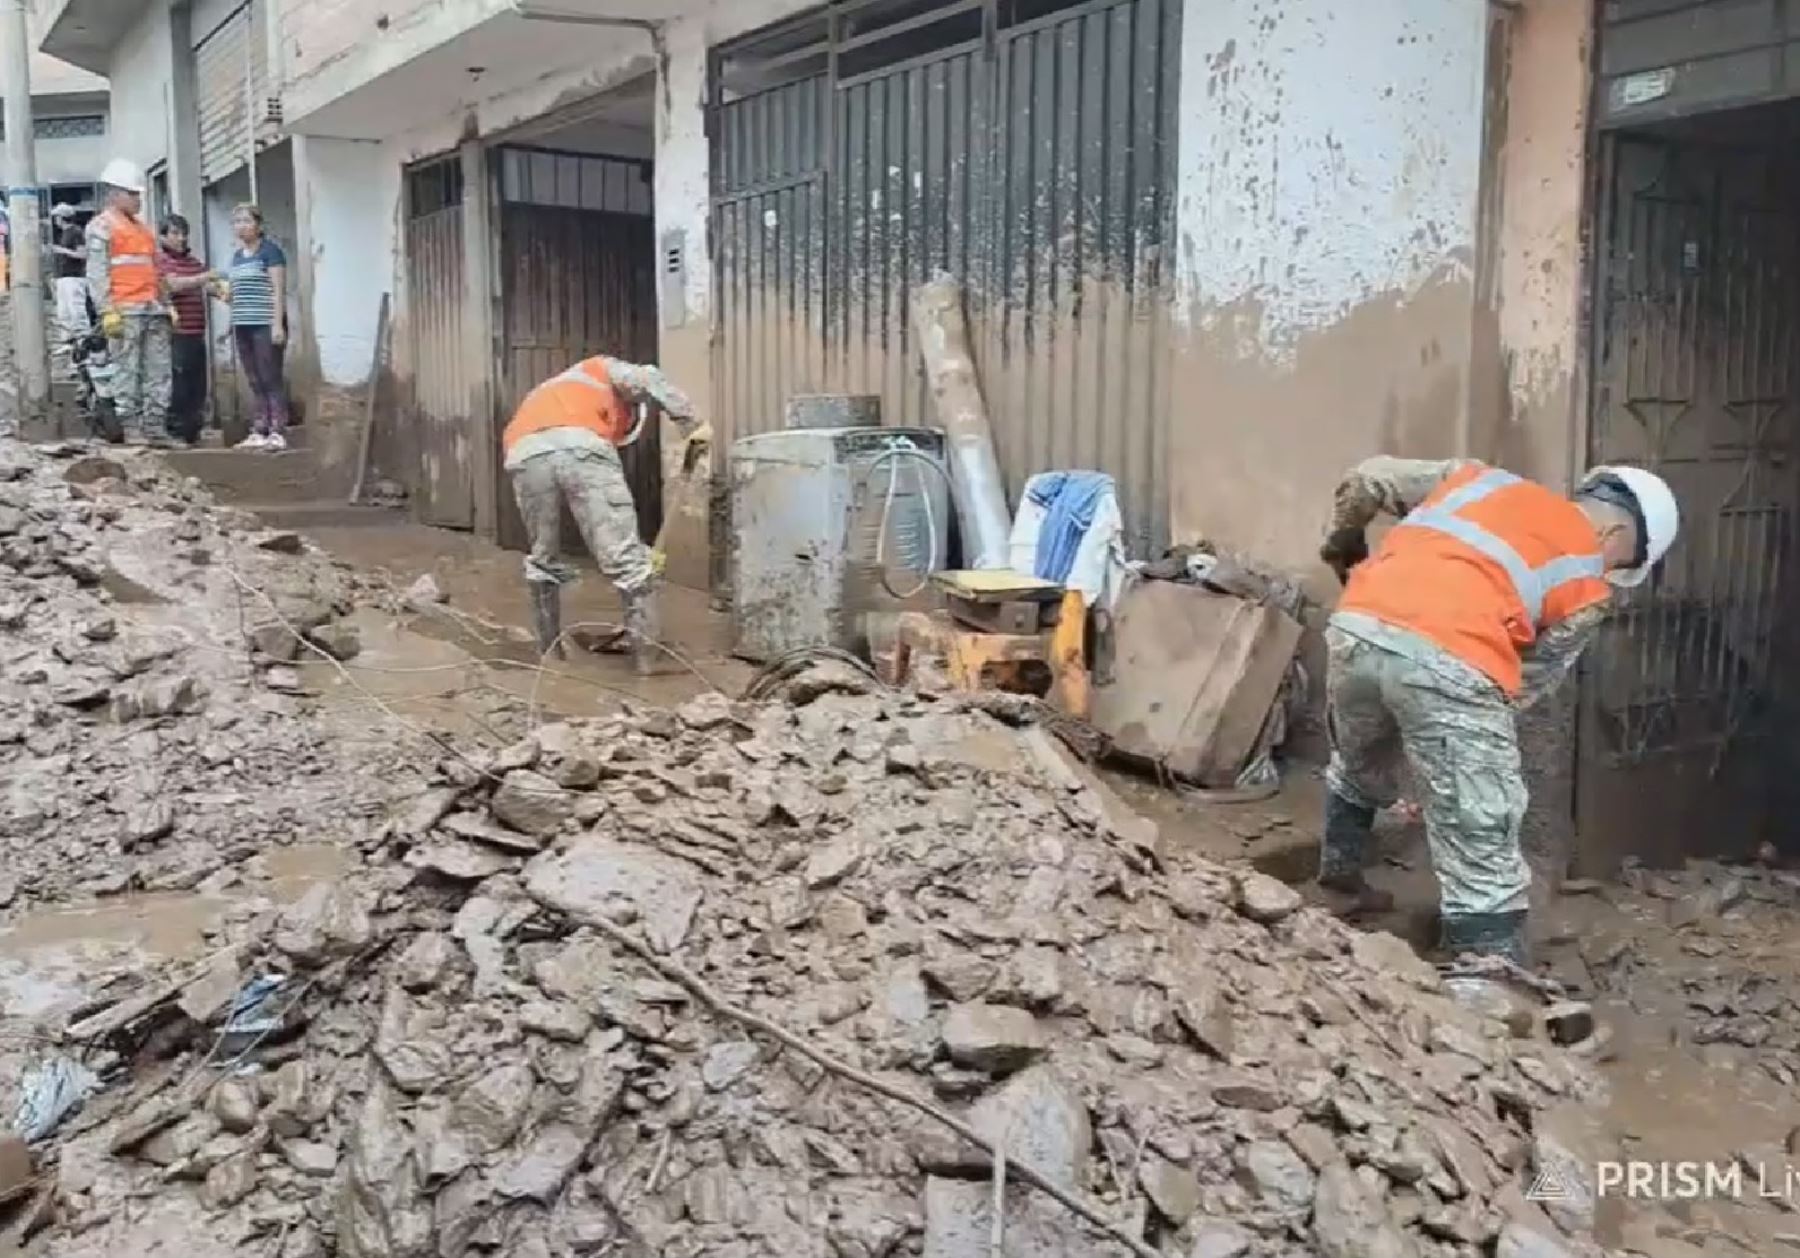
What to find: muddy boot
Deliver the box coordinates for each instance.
[1439,910,1530,967]
[624,583,670,677]
[527,581,566,660]
[1315,792,1394,915]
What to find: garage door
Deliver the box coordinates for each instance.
[1600,0,1800,128]
[710,0,1180,557]
[194,0,272,184]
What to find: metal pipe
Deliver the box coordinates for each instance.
[1,0,50,422]
[244,0,259,203]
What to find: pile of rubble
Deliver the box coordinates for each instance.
[32,680,1621,1258]
[0,439,426,911]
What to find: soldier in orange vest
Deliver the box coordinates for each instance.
[1316,459,1679,964]
[503,355,710,672]
[87,159,172,445]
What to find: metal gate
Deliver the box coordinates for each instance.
[403,157,475,529]
[495,147,662,552]
[710,0,1180,555]
[1580,131,1800,867]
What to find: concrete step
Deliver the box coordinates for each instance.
[163,443,332,505]
[233,501,400,530]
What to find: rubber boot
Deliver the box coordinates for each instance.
[527,581,566,660]
[1315,792,1394,914]
[1439,910,1530,967]
[624,583,669,677]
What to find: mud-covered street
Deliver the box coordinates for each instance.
[0,439,1794,1258]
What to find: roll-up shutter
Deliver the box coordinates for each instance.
[195,0,270,184]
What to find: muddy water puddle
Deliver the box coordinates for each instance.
[0,844,351,1025]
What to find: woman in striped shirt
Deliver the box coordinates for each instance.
[226,203,291,451]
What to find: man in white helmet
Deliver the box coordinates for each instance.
[86,159,173,445]
[1313,457,1680,965]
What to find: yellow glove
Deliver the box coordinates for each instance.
[684,423,713,449]
[99,309,124,339]
[649,548,668,578]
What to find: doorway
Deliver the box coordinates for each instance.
[1580,98,1800,869]
[490,74,661,555]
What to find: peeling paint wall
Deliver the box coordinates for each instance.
[106,1,177,181]
[280,0,505,124]
[1170,0,1490,574]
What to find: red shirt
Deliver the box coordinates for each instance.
[158,250,208,335]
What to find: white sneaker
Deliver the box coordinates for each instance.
[235,433,269,450]
[263,433,288,453]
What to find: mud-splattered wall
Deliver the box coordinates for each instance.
[1170,0,1491,575]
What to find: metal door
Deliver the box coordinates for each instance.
[403,157,475,529]
[1580,132,1800,868]
[710,0,1180,556]
[495,147,661,553]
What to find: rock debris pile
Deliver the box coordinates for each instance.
[43,671,1621,1258]
[0,439,419,911]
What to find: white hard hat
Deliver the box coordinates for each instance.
[50,202,74,220]
[98,158,146,194]
[1582,465,1680,588]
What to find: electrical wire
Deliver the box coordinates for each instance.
[864,440,955,601]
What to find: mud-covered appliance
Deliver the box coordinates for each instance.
[730,426,951,661]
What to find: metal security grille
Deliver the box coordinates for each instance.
[1581,128,1800,862]
[709,0,1179,555]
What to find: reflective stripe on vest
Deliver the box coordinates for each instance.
[1393,468,1606,625]
[111,254,153,266]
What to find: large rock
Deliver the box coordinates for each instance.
[525,839,704,952]
[1235,871,1302,923]
[1236,1139,1316,1214]
[491,770,575,837]
[1139,1153,1201,1225]
[922,1177,1132,1258]
[919,1066,1091,1190]
[942,1003,1046,1073]
[1311,1162,1417,1258]
[274,884,372,967]
[1530,1103,1623,1240]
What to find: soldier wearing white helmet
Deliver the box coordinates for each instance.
[87,158,173,445]
[1314,456,1679,966]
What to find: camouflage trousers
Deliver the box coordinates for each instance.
[111,311,172,441]
[1324,625,1531,917]
[509,444,654,594]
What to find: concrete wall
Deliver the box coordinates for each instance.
[294,135,398,386]
[31,94,111,186]
[106,0,176,178]
[280,0,505,126]
[1169,0,1491,577]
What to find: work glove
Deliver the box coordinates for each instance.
[649,548,668,578]
[99,309,124,340]
[684,423,713,449]
[1320,527,1369,583]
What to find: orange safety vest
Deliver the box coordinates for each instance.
[501,357,630,455]
[1338,463,1612,695]
[102,209,159,307]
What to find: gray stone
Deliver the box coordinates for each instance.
[1212,1074,1283,1112]
[405,840,514,881]
[702,1041,761,1091]
[257,530,306,555]
[920,1066,1091,1190]
[274,883,373,967]
[922,1177,1131,1258]
[494,1124,589,1202]
[1530,1103,1621,1238]
[395,932,457,991]
[805,833,865,889]
[1495,1220,1582,1258]
[1188,1222,1253,1258]
[282,1138,339,1178]
[307,621,362,661]
[1351,931,1440,987]
[1173,976,1235,1060]
[524,838,703,952]
[519,1000,593,1042]
[450,1062,536,1154]
[208,1079,261,1135]
[1236,1139,1316,1214]
[942,1003,1046,1073]
[200,1150,259,1209]
[1236,870,1302,923]
[1139,1153,1201,1224]
[491,770,575,837]
[924,952,998,1002]
[1311,1162,1417,1258]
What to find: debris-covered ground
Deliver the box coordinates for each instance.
[0,435,1791,1258]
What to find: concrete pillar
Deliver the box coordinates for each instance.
[2,0,50,421]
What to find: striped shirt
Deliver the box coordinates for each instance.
[158,249,208,335]
[227,237,286,328]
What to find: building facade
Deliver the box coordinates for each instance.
[5,53,111,209]
[33,0,1800,872]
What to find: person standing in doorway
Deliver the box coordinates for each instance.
[87,159,174,445]
[50,204,91,347]
[224,204,290,452]
[158,214,212,445]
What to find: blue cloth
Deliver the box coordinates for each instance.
[1026,470,1114,584]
